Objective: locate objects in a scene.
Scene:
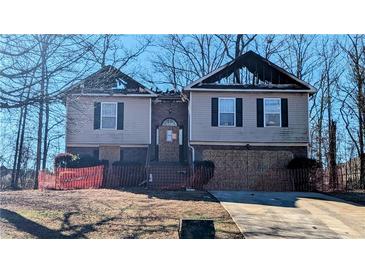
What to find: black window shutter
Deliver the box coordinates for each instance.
[211,98,218,127]
[117,102,124,130]
[236,98,243,127]
[257,98,264,127]
[281,98,288,127]
[94,102,101,129]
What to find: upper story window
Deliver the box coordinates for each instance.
[219,98,235,127]
[264,98,281,127]
[101,102,117,129]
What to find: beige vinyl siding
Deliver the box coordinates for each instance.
[190,91,309,144]
[66,95,151,146]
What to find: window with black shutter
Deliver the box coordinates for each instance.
[117,102,124,130]
[94,102,101,129]
[264,98,281,127]
[218,98,235,127]
[211,98,218,127]
[236,98,243,127]
[281,98,288,127]
[257,98,264,127]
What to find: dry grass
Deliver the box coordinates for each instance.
[0,188,243,239]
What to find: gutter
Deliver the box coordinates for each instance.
[184,88,316,95]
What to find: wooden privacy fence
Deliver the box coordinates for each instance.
[38,166,104,190]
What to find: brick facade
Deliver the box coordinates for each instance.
[99,146,120,164]
[193,145,308,188]
[67,146,147,165]
[121,147,148,164]
[67,147,99,158]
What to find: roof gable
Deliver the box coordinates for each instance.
[66,65,155,95]
[184,51,316,93]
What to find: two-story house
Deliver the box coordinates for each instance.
[65,51,316,180]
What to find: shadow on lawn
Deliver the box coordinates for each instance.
[0,208,67,238]
[0,208,116,239]
[0,207,183,239]
[110,187,220,203]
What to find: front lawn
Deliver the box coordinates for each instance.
[0,188,243,239]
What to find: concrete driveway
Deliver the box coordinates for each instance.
[210,191,365,239]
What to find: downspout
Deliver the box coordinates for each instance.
[187,90,195,164]
[188,143,195,163]
[187,91,196,190]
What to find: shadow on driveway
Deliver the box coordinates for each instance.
[210,191,364,208]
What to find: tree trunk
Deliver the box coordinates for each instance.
[11,107,24,189]
[34,39,47,189]
[15,103,28,186]
[317,102,324,164]
[358,81,365,187]
[42,95,49,170]
[328,120,337,189]
[326,68,337,189]
[233,34,243,83]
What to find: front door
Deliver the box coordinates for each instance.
[158,125,180,162]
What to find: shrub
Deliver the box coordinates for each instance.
[287,157,320,191]
[287,157,321,169]
[69,154,102,168]
[54,153,78,168]
[100,159,109,167]
[54,153,103,169]
[193,160,215,188]
[194,160,215,169]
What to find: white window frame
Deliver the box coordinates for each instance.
[218,97,236,127]
[179,128,183,145]
[264,98,281,128]
[101,102,118,130]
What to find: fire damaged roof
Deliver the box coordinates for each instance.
[66,65,155,96]
[184,51,316,94]
[153,89,189,102]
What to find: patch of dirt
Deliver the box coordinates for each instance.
[0,188,243,239]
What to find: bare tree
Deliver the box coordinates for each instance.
[216,34,257,83]
[1,35,95,188]
[310,36,343,188]
[78,35,151,69]
[150,35,228,89]
[277,34,318,81]
[339,35,365,185]
[253,35,286,60]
